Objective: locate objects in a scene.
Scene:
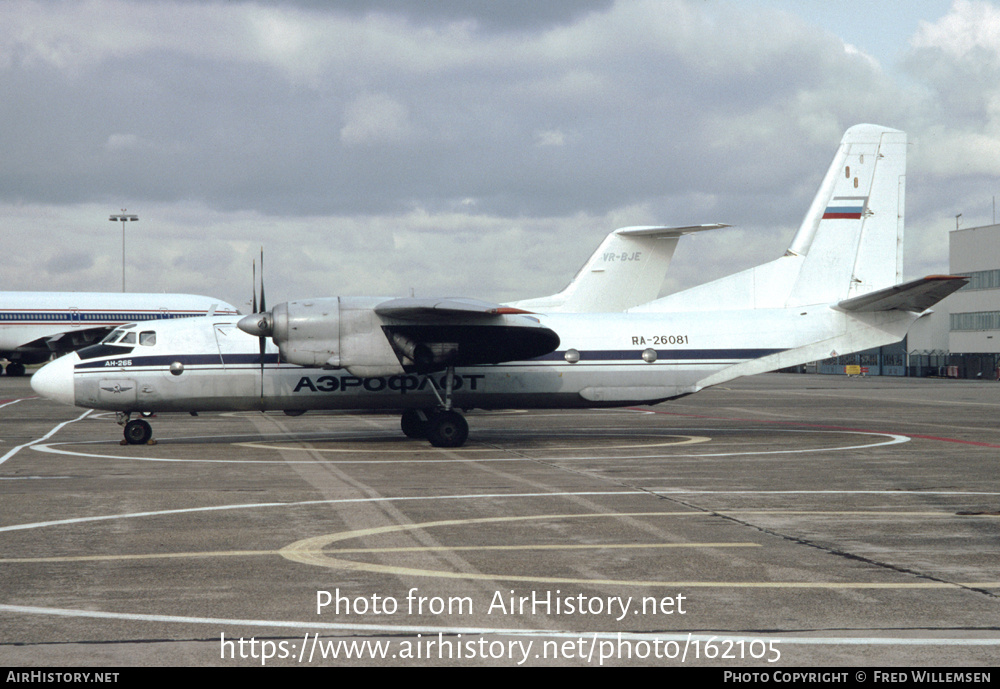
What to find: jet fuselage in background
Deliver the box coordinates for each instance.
[0,292,239,375]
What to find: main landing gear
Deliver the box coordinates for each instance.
[400,366,469,448]
[3,362,26,377]
[117,412,154,445]
[401,408,469,447]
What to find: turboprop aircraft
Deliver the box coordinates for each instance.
[31,125,967,447]
[0,292,239,376]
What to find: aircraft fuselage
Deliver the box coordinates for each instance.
[33,306,911,416]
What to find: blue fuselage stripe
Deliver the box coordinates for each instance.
[74,348,785,371]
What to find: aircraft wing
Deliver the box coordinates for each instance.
[837,275,968,313]
[9,326,113,358]
[374,297,558,370]
[373,297,533,320]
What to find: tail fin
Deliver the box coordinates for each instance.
[511,224,728,312]
[635,124,906,313]
[785,124,906,306]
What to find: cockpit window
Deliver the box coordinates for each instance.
[100,325,139,345]
[139,331,156,346]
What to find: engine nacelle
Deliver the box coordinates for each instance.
[271,297,405,377]
[239,295,561,377]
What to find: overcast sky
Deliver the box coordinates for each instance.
[3,0,998,311]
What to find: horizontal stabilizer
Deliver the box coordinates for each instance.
[615,224,730,237]
[836,275,967,313]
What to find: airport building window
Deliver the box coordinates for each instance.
[958,268,1000,291]
[950,311,1000,331]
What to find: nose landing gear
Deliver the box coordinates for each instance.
[117,412,154,445]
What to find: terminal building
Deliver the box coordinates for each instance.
[813,222,1000,379]
[944,222,1000,378]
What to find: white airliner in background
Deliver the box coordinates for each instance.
[32,125,966,447]
[0,292,239,376]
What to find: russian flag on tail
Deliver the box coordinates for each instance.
[823,196,868,220]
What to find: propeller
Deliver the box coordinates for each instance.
[259,248,266,316]
[238,251,273,339]
[257,248,266,375]
[240,248,271,401]
[259,254,266,400]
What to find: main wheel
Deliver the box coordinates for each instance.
[6,362,25,377]
[123,419,153,445]
[425,410,469,448]
[400,408,430,439]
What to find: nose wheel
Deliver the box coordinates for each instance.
[118,413,154,445]
[123,419,153,445]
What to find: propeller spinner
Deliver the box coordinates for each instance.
[237,311,273,338]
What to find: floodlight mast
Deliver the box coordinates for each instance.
[109,210,139,291]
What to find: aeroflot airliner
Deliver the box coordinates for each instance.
[31,125,966,447]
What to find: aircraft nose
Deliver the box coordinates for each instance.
[31,354,78,407]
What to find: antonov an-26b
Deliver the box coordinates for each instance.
[31,125,966,447]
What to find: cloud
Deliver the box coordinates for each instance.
[45,251,94,275]
[915,126,1000,177]
[0,0,987,304]
[312,0,615,33]
[911,0,1000,59]
[104,133,145,152]
[0,0,906,218]
[340,93,413,146]
[898,0,1000,242]
[534,129,566,147]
